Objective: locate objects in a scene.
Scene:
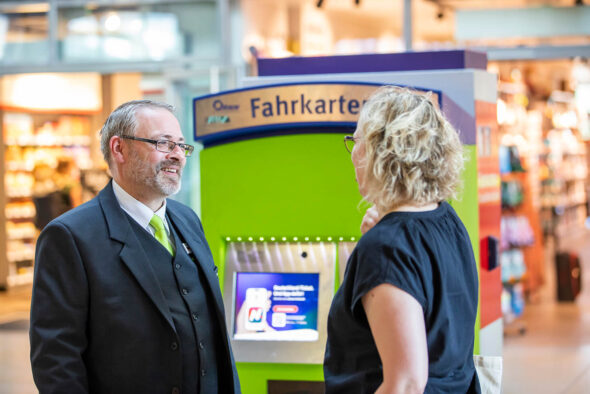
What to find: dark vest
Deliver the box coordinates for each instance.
[129,216,220,394]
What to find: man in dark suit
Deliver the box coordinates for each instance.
[30,100,241,394]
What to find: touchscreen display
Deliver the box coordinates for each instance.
[233,272,319,341]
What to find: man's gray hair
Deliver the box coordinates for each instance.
[99,99,175,165]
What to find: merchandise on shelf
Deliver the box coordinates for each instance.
[5,201,36,219]
[500,248,527,284]
[501,216,534,249]
[499,144,525,174]
[6,241,35,266]
[5,221,37,241]
[5,172,34,197]
[501,283,526,324]
[501,179,524,208]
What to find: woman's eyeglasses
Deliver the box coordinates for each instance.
[344,135,356,154]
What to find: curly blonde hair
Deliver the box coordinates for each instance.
[358,85,464,211]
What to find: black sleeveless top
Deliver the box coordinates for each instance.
[324,202,481,393]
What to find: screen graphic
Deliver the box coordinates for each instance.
[233,272,320,341]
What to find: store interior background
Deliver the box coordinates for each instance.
[1,0,590,393]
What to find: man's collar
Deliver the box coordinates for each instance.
[112,180,168,230]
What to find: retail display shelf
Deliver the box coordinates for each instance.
[5,167,33,172]
[562,177,587,182]
[0,105,100,116]
[541,201,587,209]
[4,215,36,221]
[7,254,35,264]
[6,231,36,240]
[4,143,91,148]
[502,277,525,286]
[4,136,91,146]
[6,236,36,242]
[6,272,34,287]
[539,150,586,156]
[6,193,33,199]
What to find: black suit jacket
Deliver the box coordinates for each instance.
[30,182,241,394]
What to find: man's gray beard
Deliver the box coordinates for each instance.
[152,171,181,196]
[127,148,182,197]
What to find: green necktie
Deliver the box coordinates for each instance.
[149,215,175,256]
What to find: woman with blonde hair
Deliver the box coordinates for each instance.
[324,86,480,393]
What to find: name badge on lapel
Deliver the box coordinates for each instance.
[182,242,193,257]
[182,243,219,277]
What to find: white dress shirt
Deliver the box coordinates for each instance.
[112,180,175,253]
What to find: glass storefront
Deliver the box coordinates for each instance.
[0,3,49,65]
[0,0,227,70]
[58,2,220,63]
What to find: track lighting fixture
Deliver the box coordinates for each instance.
[316,0,361,8]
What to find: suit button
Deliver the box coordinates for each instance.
[171,387,180,394]
[182,288,188,295]
[201,369,206,377]
[175,263,181,270]
[192,313,199,321]
[170,342,178,351]
[199,341,204,349]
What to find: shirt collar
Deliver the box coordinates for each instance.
[112,180,168,232]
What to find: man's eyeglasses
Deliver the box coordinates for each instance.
[121,135,195,157]
[344,135,356,154]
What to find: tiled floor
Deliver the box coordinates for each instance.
[2,229,590,393]
[0,286,35,394]
[501,228,590,394]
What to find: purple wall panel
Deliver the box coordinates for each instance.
[257,50,487,77]
[442,93,476,145]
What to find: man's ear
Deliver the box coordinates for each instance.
[110,136,126,164]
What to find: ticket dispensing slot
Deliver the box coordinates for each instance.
[223,241,335,364]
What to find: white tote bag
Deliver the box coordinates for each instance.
[474,355,503,394]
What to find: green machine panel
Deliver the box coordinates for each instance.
[201,133,361,393]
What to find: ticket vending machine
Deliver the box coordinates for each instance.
[193,50,501,393]
[246,50,503,361]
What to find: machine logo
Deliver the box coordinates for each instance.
[212,99,239,111]
[206,115,230,124]
[248,307,264,323]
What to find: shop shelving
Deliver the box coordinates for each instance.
[538,103,589,243]
[498,79,547,335]
[1,108,97,287]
